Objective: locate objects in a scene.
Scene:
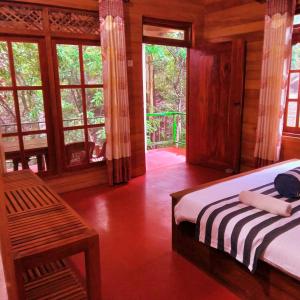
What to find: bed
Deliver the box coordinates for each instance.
[171,159,300,300]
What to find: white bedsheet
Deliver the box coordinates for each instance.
[174,160,300,280]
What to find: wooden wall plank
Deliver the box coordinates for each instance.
[204,0,265,170]
[281,136,300,162]
[44,166,108,193]
[204,0,253,13]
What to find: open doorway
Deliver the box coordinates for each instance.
[143,44,187,170]
[141,17,191,171]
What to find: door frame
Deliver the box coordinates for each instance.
[142,17,192,166]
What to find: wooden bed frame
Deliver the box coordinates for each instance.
[171,160,300,300]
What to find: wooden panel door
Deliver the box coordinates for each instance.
[187,40,245,173]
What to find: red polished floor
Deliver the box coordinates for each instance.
[61,149,239,300]
[146,147,186,170]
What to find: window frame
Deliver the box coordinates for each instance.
[284,27,300,135]
[52,39,105,171]
[0,2,105,176]
[0,36,53,173]
[142,17,192,48]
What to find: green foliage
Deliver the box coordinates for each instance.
[56,44,104,144]
[0,42,45,133]
[145,44,186,112]
[0,42,11,87]
[291,43,300,70]
[12,42,41,86]
[0,41,104,149]
[145,44,186,149]
[64,129,84,144]
[83,46,103,84]
[146,117,160,147]
[57,44,80,85]
[92,89,104,106]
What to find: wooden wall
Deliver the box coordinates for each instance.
[204,0,300,170]
[11,0,300,176]
[12,0,205,178]
[204,0,265,171]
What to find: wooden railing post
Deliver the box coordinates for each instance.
[172,113,177,145]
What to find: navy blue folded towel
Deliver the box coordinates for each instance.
[274,167,300,198]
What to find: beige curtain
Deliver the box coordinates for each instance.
[254,0,296,167]
[99,0,131,185]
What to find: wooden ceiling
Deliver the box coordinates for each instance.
[9,0,300,12]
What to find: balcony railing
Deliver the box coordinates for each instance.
[0,117,105,133]
[146,111,186,149]
[2,113,185,150]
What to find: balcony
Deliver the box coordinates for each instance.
[146,111,186,150]
[1,117,105,172]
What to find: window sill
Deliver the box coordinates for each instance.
[283,132,300,139]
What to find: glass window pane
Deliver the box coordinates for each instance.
[287,102,297,127]
[289,73,299,99]
[83,46,102,84]
[0,41,12,87]
[57,44,80,85]
[294,15,300,25]
[2,136,20,172]
[143,25,185,40]
[18,90,46,132]
[291,43,300,70]
[64,129,86,167]
[86,88,104,125]
[88,127,106,162]
[61,89,83,127]
[0,91,17,133]
[12,42,42,86]
[23,133,48,173]
[23,133,48,150]
[64,129,84,145]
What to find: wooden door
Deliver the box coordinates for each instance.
[187,40,245,173]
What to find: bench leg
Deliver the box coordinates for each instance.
[23,157,29,170]
[44,153,49,170]
[13,159,19,171]
[14,260,26,300]
[36,154,44,172]
[85,236,101,300]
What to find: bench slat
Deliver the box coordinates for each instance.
[1,170,100,299]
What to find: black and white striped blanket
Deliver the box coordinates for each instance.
[195,182,300,273]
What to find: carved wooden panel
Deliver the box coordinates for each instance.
[49,9,100,35]
[0,3,43,32]
[0,3,100,36]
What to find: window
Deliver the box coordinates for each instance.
[54,41,105,169]
[284,15,300,134]
[0,37,50,173]
[143,25,185,41]
[0,2,105,175]
[143,17,192,47]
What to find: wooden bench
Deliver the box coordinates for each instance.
[0,170,101,299]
